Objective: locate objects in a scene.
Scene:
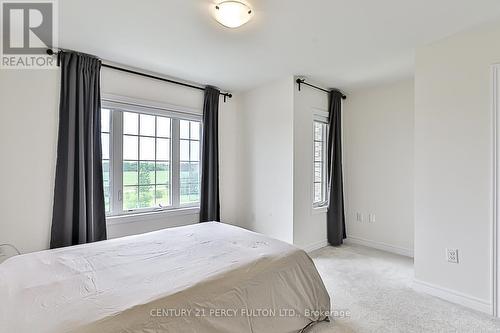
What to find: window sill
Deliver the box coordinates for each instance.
[312,205,328,215]
[106,207,200,225]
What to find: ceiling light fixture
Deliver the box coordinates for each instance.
[213,1,253,28]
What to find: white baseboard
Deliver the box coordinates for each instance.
[413,278,492,314]
[301,239,328,253]
[345,236,414,258]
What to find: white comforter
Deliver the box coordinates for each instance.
[0,222,330,333]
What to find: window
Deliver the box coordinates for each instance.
[122,112,172,210]
[313,120,328,208]
[179,120,201,205]
[101,109,111,212]
[100,101,202,216]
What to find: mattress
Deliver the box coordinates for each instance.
[0,222,330,333]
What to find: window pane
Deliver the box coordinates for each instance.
[140,137,155,160]
[156,162,169,184]
[180,162,190,181]
[156,185,170,206]
[180,162,200,205]
[190,141,199,161]
[189,183,200,202]
[102,160,110,187]
[314,162,322,182]
[104,185,110,212]
[124,186,138,210]
[180,184,199,205]
[139,162,155,185]
[190,162,200,183]
[123,135,138,160]
[314,183,322,203]
[180,140,190,161]
[313,121,327,206]
[190,121,200,140]
[156,138,170,161]
[314,122,322,141]
[101,133,109,159]
[139,185,155,208]
[140,114,155,136]
[314,142,322,162]
[101,108,111,214]
[101,109,110,133]
[180,185,189,204]
[123,161,138,186]
[180,120,190,139]
[123,112,138,135]
[157,117,171,138]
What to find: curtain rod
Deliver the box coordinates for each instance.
[296,79,346,100]
[46,49,233,102]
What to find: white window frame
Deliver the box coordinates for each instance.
[101,94,202,219]
[312,112,329,211]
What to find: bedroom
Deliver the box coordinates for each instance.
[1,0,500,332]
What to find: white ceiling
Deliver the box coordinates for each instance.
[60,0,500,93]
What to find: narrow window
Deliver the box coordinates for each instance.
[101,108,111,213]
[179,120,201,206]
[313,120,328,208]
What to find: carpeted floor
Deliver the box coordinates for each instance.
[308,244,500,332]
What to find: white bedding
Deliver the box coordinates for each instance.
[0,222,330,333]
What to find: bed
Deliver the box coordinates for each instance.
[0,222,330,333]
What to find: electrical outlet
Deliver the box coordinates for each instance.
[446,249,459,263]
[369,214,376,223]
[356,212,363,222]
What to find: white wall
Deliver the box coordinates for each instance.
[237,76,333,251]
[0,66,241,252]
[343,79,415,256]
[238,77,295,243]
[292,78,328,250]
[0,70,59,254]
[414,19,500,310]
[218,92,244,228]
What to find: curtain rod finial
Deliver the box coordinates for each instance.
[296,78,304,91]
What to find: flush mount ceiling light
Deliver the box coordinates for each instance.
[213,1,253,28]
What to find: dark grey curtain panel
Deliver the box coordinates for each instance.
[327,90,346,246]
[50,51,107,249]
[200,87,221,222]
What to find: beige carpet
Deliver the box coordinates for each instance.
[308,244,500,332]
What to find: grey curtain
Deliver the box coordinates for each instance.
[50,51,106,248]
[200,87,221,222]
[327,90,346,246]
